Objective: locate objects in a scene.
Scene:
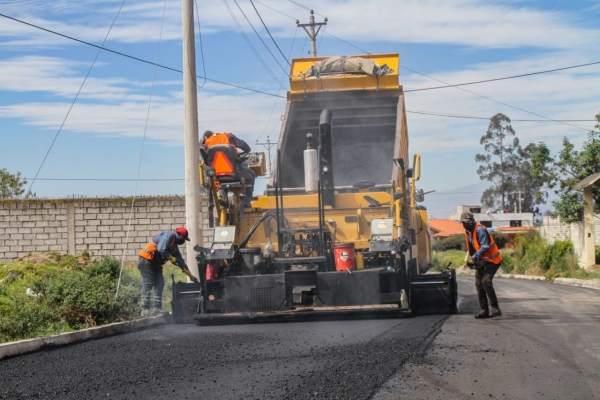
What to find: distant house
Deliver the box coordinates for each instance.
[429,219,464,238]
[449,205,534,234]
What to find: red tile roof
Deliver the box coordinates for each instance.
[429,219,464,238]
[496,226,535,233]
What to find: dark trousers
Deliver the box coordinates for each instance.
[475,262,500,311]
[239,163,256,203]
[137,257,165,310]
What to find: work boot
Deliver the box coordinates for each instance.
[151,308,169,317]
[475,310,489,319]
[140,309,152,318]
[490,307,502,318]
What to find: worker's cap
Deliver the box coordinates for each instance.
[460,212,475,223]
[175,226,190,241]
[203,130,214,139]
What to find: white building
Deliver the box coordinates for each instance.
[449,205,534,231]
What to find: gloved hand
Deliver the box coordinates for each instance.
[168,255,178,266]
[466,256,476,269]
[183,268,199,283]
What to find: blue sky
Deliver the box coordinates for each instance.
[1,0,599,217]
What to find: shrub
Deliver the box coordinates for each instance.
[499,251,515,273]
[491,232,510,249]
[0,255,141,343]
[596,246,600,265]
[440,235,465,251]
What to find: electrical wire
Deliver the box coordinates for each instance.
[25,178,184,181]
[406,110,595,123]
[0,12,284,98]
[404,61,600,93]
[20,2,128,205]
[256,27,299,143]
[323,31,370,54]
[287,0,326,18]
[400,65,592,132]
[233,0,288,74]
[223,0,282,84]
[253,0,297,20]
[250,0,291,66]
[194,0,207,88]
[0,2,129,248]
[116,0,168,298]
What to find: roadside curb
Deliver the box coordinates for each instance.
[457,268,600,291]
[553,278,600,290]
[497,273,546,281]
[0,315,170,360]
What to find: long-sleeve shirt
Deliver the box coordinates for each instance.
[466,225,491,261]
[152,231,190,270]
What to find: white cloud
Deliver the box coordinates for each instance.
[1,0,599,50]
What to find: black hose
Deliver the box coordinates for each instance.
[238,209,278,249]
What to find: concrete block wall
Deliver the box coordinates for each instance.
[0,196,212,263]
[539,216,600,267]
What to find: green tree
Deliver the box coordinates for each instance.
[476,113,548,214]
[531,112,600,223]
[0,168,29,199]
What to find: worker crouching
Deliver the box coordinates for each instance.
[137,226,199,317]
[461,212,503,319]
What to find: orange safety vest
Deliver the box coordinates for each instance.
[464,222,503,264]
[205,132,233,148]
[138,234,176,261]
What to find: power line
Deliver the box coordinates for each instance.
[323,31,370,54]
[26,178,184,181]
[404,60,600,93]
[254,0,297,20]
[406,110,595,123]
[250,0,291,66]
[287,0,326,18]
[0,12,285,98]
[400,65,591,132]
[23,1,128,199]
[232,0,287,74]
[223,0,282,85]
[194,0,207,88]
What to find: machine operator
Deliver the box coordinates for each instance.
[461,211,503,319]
[202,130,256,208]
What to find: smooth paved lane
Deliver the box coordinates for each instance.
[375,276,600,400]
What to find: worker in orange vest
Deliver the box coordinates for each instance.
[202,130,255,208]
[137,226,199,317]
[461,212,503,319]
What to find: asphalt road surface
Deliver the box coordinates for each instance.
[1,277,599,400]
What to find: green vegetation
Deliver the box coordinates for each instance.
[432,231,600,280]
[532,112,600,223]
[0,253,187,344]
[433,231,510,252]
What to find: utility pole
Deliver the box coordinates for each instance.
[297,10,327,57]
[256,136,278,177]
[517,190,523,213]
[182,0,201,280]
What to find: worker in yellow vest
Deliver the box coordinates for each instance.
[202,130,256,208]
[461,212,503,319]
[137,227,199,317]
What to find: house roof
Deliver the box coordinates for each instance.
[496,226,535,233]
[429,219,464,238]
